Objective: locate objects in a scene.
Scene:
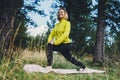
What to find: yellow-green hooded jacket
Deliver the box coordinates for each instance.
[48,19,71,45]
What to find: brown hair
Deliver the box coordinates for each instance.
[57,8,68,20]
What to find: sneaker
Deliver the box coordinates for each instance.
[46,66,52,72]
[79,66,86,71]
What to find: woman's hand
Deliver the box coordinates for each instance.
[48,40,54,45]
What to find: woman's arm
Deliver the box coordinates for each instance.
[54,21,71,45]
[48,29,55,44]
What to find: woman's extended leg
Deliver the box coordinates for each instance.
[60,44,86,68]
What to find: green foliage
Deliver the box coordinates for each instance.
[14,22,28,48]
[8,0,28,49]
[104,0,120,54]
[27,34,48,51]
[105,0,120,33]
[0,0,25,57]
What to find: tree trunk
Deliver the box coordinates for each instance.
[0,0,18,57]
[93,0,106,64]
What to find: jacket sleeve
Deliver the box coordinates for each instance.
[54,21,71,45]
[48,28,55,43]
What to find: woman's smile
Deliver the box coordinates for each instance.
[58,9,64,19]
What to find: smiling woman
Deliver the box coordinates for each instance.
[46,7,86,71]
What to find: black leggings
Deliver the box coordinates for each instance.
[46,43,85,68]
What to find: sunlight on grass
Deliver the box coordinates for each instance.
[22,50,47,66]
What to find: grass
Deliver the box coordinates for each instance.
[0,49,120,80]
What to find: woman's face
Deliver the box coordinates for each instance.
[58,9,65,19]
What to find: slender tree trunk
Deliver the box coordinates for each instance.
[0,0,18,57]
[93,0,106,64]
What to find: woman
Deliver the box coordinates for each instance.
[46,8,86,71]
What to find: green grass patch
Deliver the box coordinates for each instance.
[0,50,120,80]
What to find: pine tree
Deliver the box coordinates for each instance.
[0,0,24,57]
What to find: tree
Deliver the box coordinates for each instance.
[93,0,106,64]
[0,0,24,57]
[105,0,120,54]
